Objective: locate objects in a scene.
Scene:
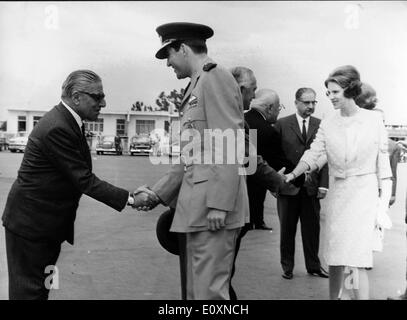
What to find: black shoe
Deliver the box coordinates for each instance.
[282,271,293,279]
[254,223,273,231]
[307,267,329,278]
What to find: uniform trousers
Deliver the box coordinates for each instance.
[5,228,61,300]
[178,228,240,300]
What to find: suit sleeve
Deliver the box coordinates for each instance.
[253,155,284,192]
[40,127,129,211]
[202,69,244,211]
[318,164,329,189]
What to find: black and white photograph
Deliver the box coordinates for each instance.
[0,0,406,307]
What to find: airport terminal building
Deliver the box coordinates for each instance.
[5,107,180,151]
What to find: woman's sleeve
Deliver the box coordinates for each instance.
[300,121,328,171]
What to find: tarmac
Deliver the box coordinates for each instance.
[0,152,406,300]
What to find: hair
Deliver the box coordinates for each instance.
[354,82,377,110]
[169,39,208,55]
[250,88,278,110]
[229,66,256,88]
[324,65,362,99]
[295,87,316,101]
[61,70,101,99]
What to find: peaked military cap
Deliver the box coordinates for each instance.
[155,22,214,59]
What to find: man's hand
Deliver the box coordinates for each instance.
[284,172,296,183]
[132,185,161,211]
[317,188,328,199]
[277,167,286,178]
[389,195,396,207]
[207,209,227,231]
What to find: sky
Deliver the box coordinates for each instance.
[1,1,407,124]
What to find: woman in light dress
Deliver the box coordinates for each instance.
[285,65,392,299]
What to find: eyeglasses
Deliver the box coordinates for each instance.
[78,91,105,102]
[269,104,285,111]
[298,100,317,106]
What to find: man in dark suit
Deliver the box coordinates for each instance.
[228,67,288,300]
[2,70,153,300]
[245,88,285,230]
[274,87,329,280]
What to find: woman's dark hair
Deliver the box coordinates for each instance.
[169,39,208,55]
[324,65,362,99]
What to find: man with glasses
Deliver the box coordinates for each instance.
[274,87,329,280]
[2,69,151,299]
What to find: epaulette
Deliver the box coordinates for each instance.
[203,63,217,72]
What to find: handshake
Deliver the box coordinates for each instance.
[129,185,161,211]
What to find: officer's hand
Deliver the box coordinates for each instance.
[317,188,328,199]
[389,195,396,207]
[207,209,227,231]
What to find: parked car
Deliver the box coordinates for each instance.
[8,136,29,153]
[169,140,180,158]
[129,134,153,156]
[96,135,123,155]
[0,137,8,151]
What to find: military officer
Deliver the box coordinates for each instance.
[138,22,249,300]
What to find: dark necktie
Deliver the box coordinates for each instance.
[81,123,86,138]
[302,119,307,142]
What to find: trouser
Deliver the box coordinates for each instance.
[229,223,252,300]
[277,188,321,273]
[247,180,267,227]
[5,228,61,300]
[178,228,240,300]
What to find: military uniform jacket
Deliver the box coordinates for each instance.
[152,57,249,233]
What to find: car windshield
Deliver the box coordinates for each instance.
[101,136,116,143]
[132,135,150,143]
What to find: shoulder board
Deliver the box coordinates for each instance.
[203,63,217,72]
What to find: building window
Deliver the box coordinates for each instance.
[18,116,26,132]
[33,116,42,127]
[84,118,104,134]
[136,120,155,135]
[116,119,127,137]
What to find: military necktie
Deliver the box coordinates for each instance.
[302,119,307,142]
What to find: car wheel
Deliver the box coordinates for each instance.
[10,149,16,153]
[101,152,104,155]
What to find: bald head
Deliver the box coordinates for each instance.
[230,66,257,110]
[250,88,281,123]
[355,83,377,110]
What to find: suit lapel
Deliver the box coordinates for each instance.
[56,103,92,168]
[307,117,319,144]
[288,115,305,144]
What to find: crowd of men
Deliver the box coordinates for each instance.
[1,21,406,300]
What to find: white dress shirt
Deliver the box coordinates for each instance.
[295,112,309,133]
[61,100,83,131]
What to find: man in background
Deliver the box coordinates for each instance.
[274,87,329,280]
